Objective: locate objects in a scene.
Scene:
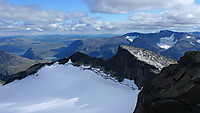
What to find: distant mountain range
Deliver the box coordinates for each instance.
[125,30,200,60]
[1,30,200,61]
[55,36,130,60]
[54,30,200,60]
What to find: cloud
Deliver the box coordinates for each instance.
[0,0,200,35]
[83,0,194,14]
[129,4,200,30]
[0,0,86,23]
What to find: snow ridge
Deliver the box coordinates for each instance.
[120,45,177,70]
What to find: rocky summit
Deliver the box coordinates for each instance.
[60,45,177,88]
[134,51,200,113]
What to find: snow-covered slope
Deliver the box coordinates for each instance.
[0,61,139,113]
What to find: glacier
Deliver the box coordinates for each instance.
[157,34,178,50]
[0,61,139,113]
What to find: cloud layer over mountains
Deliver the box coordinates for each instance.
[0,0,200,35]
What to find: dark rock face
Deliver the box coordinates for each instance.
[21,47,42,60]
[134,51,200,113]
[105,46,158,88]
[59,45,176,88]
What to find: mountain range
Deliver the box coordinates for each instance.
[55,36,130,60]
[125,30,200,60]
[54,30,200,60]
[1,30,200,61]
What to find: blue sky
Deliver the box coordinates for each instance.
[6,0,130,21]
[196,0,200,4]
[6,0,87,12]
[1,0,200,35]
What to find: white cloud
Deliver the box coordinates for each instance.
[0,0,200,35]
[129,4,200,30]
[0,0,86,23]
[83,0,194,14]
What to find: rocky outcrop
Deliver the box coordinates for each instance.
[134,51,200,113]
[59,45,176,88]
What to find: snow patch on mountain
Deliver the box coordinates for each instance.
[157,34,178,50]
[197,39,200,43]
[120,45,177,70]
[0,61,139,113]
[190,42,195,46]
[125,36,138,42]
[186,36,192,39]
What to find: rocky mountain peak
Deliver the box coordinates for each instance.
[120,45,177,70]
[134,51,200,113]
[61,45,177,88]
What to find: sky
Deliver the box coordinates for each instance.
[1,0,200,35]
